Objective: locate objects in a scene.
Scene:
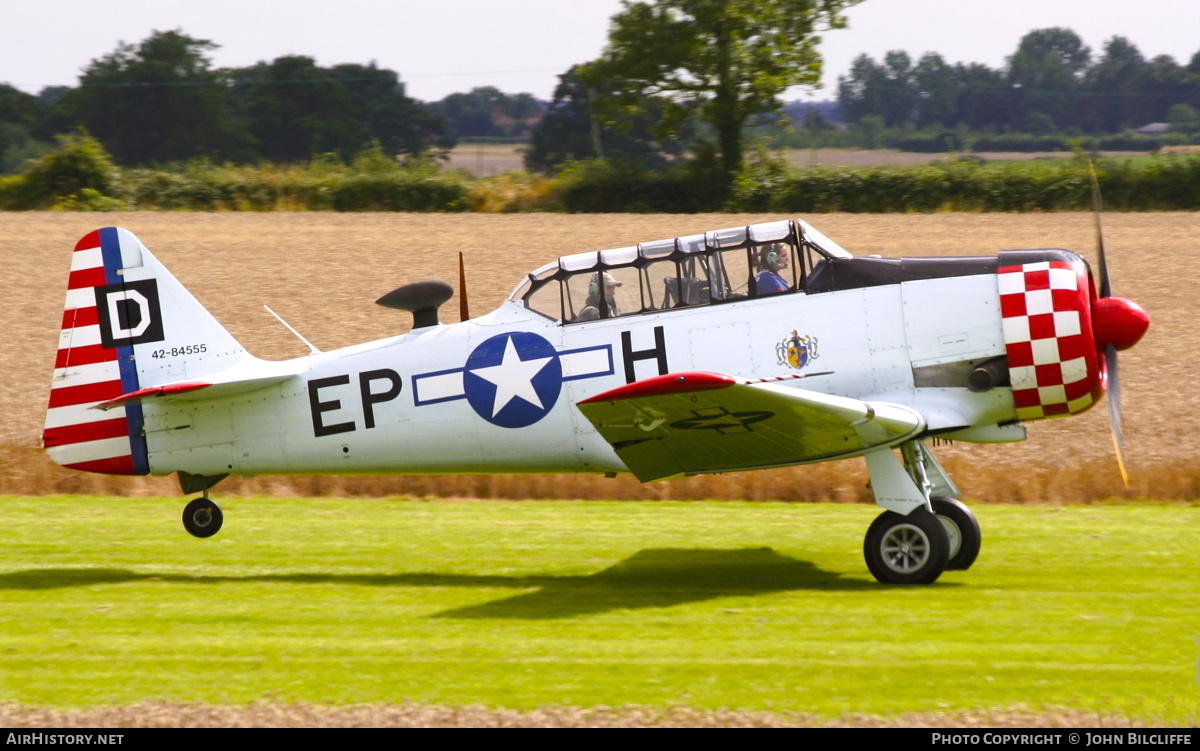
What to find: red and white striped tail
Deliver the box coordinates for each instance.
[44,229,147,474]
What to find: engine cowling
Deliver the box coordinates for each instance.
[994,250,1146,422]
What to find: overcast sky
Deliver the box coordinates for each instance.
[3,0,1197,103]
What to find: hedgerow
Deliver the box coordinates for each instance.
[731,157,1200,213]
[2,135,1198,213]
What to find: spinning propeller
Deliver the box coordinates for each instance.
[1086,161,1150,486]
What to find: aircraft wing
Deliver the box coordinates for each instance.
[576,372,926,482]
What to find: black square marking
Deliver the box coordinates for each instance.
[95,279,165,348]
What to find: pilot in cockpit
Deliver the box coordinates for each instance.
[576,271,622,320]
[755,243,790,295]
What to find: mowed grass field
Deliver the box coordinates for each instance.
[1,497,1197,725]
[1,211,1196,501]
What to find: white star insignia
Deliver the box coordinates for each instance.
[469,337,554,417]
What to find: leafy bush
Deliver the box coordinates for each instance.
[123,167,233,210]
[468,172,558,212]
[547,159,725,213]
[118,150,471,211]
[1,132,118,209]
[325,171,470,211]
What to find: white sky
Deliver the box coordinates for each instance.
[2,0,1197,103]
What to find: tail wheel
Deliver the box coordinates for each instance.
[864,507,949,584]
[182,498,223,538]
[931,497,981,571]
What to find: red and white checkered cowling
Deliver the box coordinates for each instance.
[997,257,1103,421]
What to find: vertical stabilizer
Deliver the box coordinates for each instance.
[44,228,251,474]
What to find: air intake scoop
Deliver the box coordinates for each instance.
[376,280,454,329]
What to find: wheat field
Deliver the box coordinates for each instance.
[4,211,1195,502]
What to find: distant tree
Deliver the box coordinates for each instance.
[37,86,70,108]
[229,56,364,162]
[1134,56,1192,126]
[837,51,919,127]
[49,30,235,164]
[838,54,886,123]
[1013,28,1092,78]
[1083,36,1148,131]
[429,87,543,139]
[1167,103,1200,133]
[0,84,40,128]
[428,88,500,138]
[525,66,682,172]
[878,51,918,125]
[582,0,860,185]
[1007,28,1090,131]
[913,53,958,127]
[953,63,1012,130]
[330,63,453,157]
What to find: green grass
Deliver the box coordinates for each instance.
[1,497,1197,722]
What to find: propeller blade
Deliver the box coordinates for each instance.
[458,251,470,322]
[1089,160,1129,485]
[1086,160,1112,298]
[1105,343,1129,487]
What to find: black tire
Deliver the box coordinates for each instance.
[182,498,223,538]
[931,497,981,571]
[864,507,949,584]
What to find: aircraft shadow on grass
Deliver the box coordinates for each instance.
[0,548,893,619]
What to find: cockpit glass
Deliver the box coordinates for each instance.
[799,221,852,258]
[518,218,827,322]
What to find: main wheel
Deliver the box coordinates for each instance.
[182,498,223,538]
[864,507,949,584]
[931,497,981,571]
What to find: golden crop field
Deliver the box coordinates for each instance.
[4,211,1195,502]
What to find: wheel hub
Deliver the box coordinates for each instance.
[881,524,930,573]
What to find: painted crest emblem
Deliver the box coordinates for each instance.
[775,331,819,371]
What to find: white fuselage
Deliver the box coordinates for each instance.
[142,273,1015,478]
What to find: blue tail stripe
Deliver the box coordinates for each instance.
[98,228,149,475]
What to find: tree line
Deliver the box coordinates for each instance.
[0,1,859,185]
[837,28,1200,134]
[3,3,1200,200]
[0,29,545,170]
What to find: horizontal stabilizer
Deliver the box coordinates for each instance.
[92,371,299,411]
[577,371,925,481]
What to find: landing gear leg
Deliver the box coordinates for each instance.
[182,492,223,538]
[862,440,957,584]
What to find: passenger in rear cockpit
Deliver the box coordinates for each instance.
[755,243,790,295]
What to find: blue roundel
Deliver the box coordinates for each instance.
[463,332,562,428]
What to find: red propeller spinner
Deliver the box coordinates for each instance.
[1093,296,1149,353]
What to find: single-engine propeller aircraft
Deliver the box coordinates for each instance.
[44,215,1149,584]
